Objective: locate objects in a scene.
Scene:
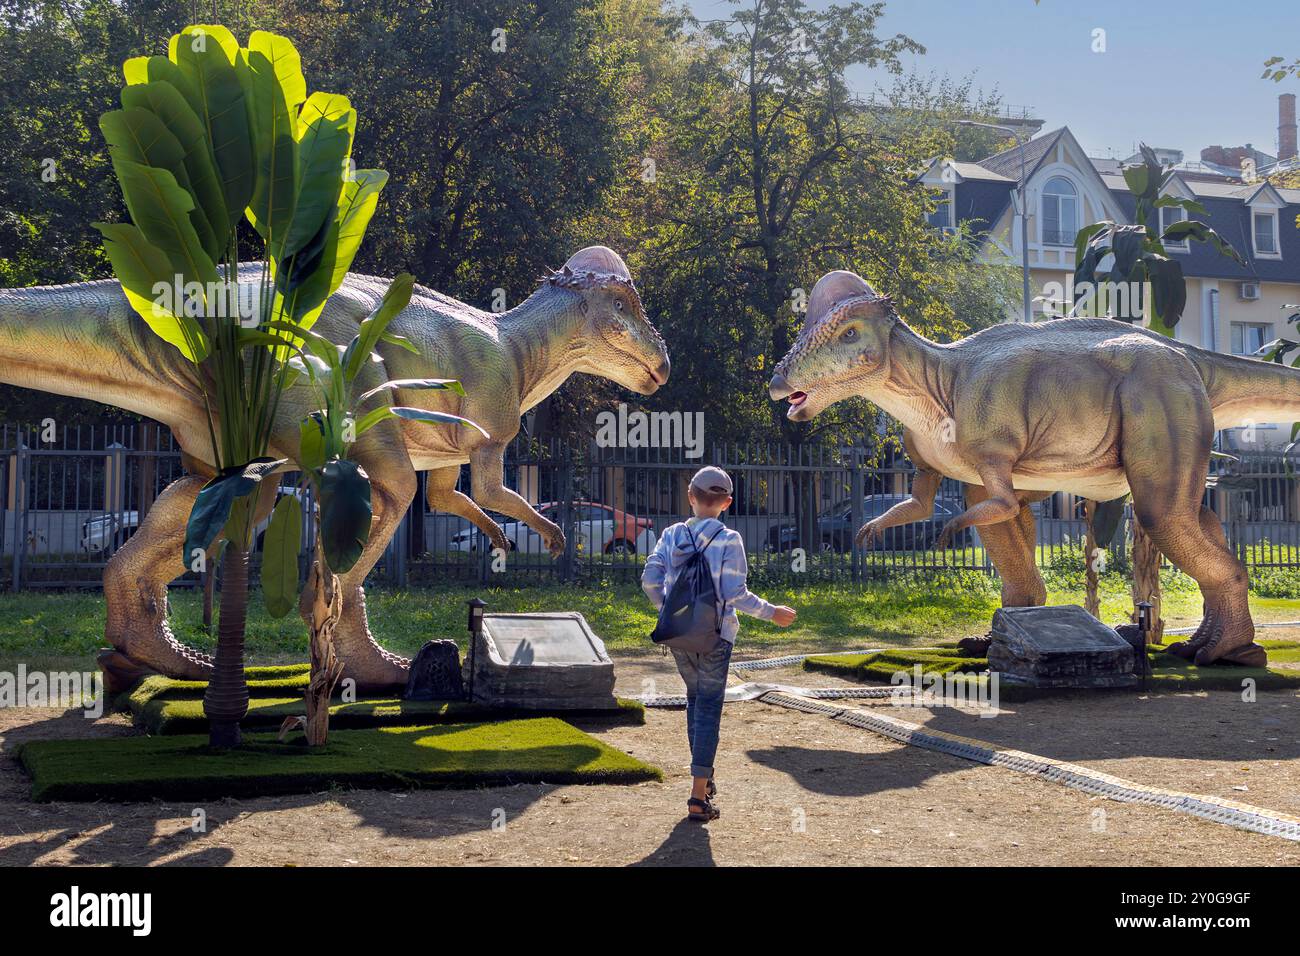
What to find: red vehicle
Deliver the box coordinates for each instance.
[449,500,658,554]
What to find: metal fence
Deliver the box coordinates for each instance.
[3,422,1299,590]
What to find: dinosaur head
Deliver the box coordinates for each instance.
[547,246,670,395]
[768,270,896,421]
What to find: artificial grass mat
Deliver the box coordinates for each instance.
[19,718,662,802]
[118,665,645,733]
[803,639,1300,696]
[138,695,646,735]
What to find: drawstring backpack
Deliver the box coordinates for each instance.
[650,524,727,654]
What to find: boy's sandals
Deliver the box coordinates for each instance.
[687,797,720,822]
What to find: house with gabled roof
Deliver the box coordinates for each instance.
[921,97,1300,451]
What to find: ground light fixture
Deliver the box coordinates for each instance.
[467,597,487,701]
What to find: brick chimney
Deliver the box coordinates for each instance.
[1281,93,1298,161]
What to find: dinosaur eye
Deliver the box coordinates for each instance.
[840,327,858,342]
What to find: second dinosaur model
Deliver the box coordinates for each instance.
[768,270,1300,667]
[0,246,670,688]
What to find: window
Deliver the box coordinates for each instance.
[1230,322,1271,356]
[927,191,954,230]
[1041,177,1078,246]
[1160,205,1187,250]
[1253,211,1279,256]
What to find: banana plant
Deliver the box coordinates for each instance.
[1073,144,1245,335]
[95,25,387,748]
[259,273,486,745]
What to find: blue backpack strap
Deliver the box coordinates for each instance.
[695,524,728,632]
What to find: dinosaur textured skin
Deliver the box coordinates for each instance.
[769,270,1300,667]
[0,246,669,688]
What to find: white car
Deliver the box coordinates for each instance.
[81,485,308,556]
[449,501,657,556]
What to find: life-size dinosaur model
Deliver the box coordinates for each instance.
[0,246,669,689]
[768,270,1300,667]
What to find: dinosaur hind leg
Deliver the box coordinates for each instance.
[956,485,1045,656]
[1120,375,1264,668]
[327,452,417,691]
[966,484,1046,607]
[103,474,214,682]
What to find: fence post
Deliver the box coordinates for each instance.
[558,443,575,583]
[850,447,864,584]
[12,444,28,591]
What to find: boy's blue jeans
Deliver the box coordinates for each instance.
[671,640,733,780]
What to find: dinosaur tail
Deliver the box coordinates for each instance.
[0,280,196,420]
[1191,348,1300,430]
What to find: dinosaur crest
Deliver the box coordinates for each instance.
[783,270,894,370]
[543,245,638,293]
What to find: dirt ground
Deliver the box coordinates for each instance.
[1,648,1299,866]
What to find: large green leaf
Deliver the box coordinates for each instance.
[171,25,254,227]
[183,457,285,562]
[103,158,219,289]
[245,32,303,247]
[1145,255,1186,334]
[284,169,388,326]
[298,415,327,471]
[1091,497,1128,548]
[345,273,414,380]
[119,79,230,251]
[316,458,372,574]
[282,92,355,259]
[356,378,465,404]
[261,494,303,618]
[123,54,200,104]
[93,222,209,362]
[354,405,489,439]
[100,107,218,258]
[1160,219,1247,265]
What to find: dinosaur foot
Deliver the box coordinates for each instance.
[1202,642,1268,668]
[334,630,410,693]
[1166,609,1216,661]
[1166,604,1262,667]
[105,625,214,682]
[957,635,991,657]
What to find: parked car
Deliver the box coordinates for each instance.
[765,494,972,553]
[449,500,657,555]
[81,485,307,556]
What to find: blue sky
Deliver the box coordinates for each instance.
[686,0,1300,161]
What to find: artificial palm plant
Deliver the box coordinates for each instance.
[96,25,391,747]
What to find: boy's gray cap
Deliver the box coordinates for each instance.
[690,466,733,495]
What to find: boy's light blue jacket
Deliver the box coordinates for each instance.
[641,516,776,644]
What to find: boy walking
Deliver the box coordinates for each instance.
[642,466,797,822]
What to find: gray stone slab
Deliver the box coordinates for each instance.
[467,612,618,710]
[988,604,1138,689]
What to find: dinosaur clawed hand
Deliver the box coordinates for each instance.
[935,518,964,552]
[542,523,567,558]
[855,519,883,551]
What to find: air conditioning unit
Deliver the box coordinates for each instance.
[1239,281,1261,301]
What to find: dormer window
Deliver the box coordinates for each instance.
[1041,177,1078,246]
[927,189,954,231]
[1253,210,1279,257]
[1160,205,1188,252]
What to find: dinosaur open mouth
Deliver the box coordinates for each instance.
[787,391,808,409]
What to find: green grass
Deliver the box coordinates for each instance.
[19,719,662,802]
[136,695,646,735]
[803,639,1300,696]
[2,571,1298,671]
